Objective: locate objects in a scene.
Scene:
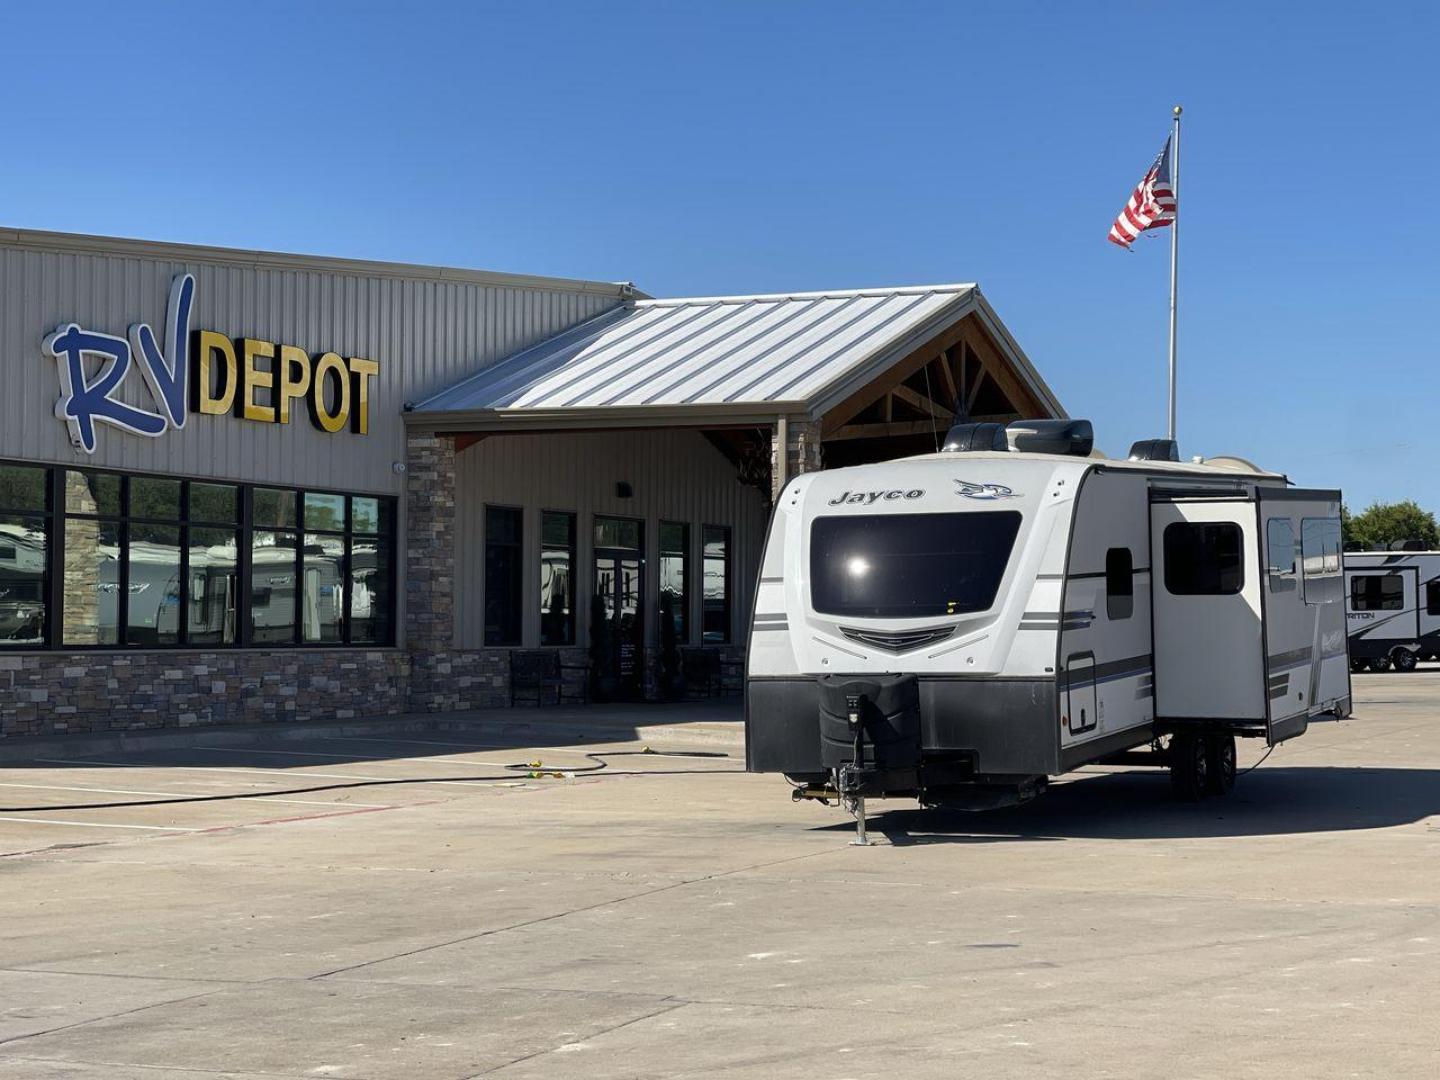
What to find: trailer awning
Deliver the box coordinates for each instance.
[407,283,1063,431]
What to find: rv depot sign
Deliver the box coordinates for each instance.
[43,274,379,454]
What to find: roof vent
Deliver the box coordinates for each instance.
[1128,438,1180,462]
[941,421,1008,453]
[1006,419,1094,457]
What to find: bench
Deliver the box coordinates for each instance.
[510,649,562,706]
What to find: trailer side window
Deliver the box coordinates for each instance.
[1352,574,1404,611]
[1105,547,1133,620]
[1300,517,1343,605]
[1163,522,1243,596]
[1428,581,1440,617]
[1266,518,1296,593]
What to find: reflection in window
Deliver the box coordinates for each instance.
[540,511,575,646]
[702,525,731,644]
[188,528,238,646]
[0,464,395,650]
[485,507,523,646]
[660,522,689,645]
[303,533,345,643]
[1301,517,1343,605]
[350,535,391,644]
[304,492,347,532]
[131,478,181,521]
[126,524,181,646]
[0,515,47,646]
[251,530,298,644]
[1266,518,1297,592]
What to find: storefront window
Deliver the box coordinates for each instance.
[540,511,575,646]
[188,527,238,646]
[251,529,298,644]
[660,521,689,645]
[702,525,731,644]
[0,465,50,647]
[485,506,523,646]
[0,463,395,650]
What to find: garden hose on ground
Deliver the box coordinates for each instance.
[0,747,736,813]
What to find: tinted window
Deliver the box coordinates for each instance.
[810,511,1022,619]
[1428,581,1440,617]
[659,521,689,645]
[540,511,576,646]
[1266,518,1296,592]
[1352,574,1404,611]
[1163,522,1244,596]
[1301,517,1343,605]
[1105,547,1133,620]
[485,506,523,646]
[702,525,731,643]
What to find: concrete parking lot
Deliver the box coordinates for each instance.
[1,681,1438,1079]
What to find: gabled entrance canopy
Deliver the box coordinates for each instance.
[407,283,1064,435]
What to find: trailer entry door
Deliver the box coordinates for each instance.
[1149,499,1265,723]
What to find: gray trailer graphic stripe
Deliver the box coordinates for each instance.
[1267,646,1314,671]
[1064,653,1153,687]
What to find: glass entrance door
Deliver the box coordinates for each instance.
[592,517,644,702]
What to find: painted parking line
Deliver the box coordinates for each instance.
[0,781,390,808]
[0,816,200,832]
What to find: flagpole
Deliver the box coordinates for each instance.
[1167,105,1182,442]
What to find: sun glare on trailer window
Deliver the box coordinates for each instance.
[809,511,1022,619]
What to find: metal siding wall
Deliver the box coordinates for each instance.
[453,430,770,649]
[0,241,620,493]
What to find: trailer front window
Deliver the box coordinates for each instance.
[810,511,1021,619]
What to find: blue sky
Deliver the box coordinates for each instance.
[6,1,1436,511]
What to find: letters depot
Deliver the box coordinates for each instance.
[43,273,378,454]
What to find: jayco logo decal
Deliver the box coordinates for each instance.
[43,275,379,454]
[954,479,1020,500]
[827,488,925,506]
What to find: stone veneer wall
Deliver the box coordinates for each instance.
[0,650,410,738]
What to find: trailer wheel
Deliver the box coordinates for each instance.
[1392,648,1418,673]
[1206,733,1236,795]
[1169,732,1208,801]
[1368,656,1392,673]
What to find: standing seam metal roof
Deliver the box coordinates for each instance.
[410,284,1061,422]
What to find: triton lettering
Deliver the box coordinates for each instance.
[44,274,379,453]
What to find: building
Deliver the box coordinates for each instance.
[0,226,1063,739]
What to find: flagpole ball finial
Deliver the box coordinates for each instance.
[1173,104,1183,116]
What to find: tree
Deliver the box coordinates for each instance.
[1344,500,1440,551]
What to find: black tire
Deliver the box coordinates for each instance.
[1393,649,1419,673]
[1169,732,1208,801]
[1368,656,1392,673]
[1350,657,1369,674]
[1206,733,1237,796]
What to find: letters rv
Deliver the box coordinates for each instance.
[44,274,379,454]
[827,489,925,506]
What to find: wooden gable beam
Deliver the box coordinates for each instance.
[820,321,973,437]
[891,383,954,422]
[957,316,1046,417]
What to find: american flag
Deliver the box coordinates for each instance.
[1108,136,1176,248]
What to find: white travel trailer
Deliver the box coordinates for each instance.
[1344,550,1440,672]
[745,420,1351,833]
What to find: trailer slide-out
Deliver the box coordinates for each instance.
[745,420,1351,838]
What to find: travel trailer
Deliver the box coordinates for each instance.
[745,420,1351,836]
[1344,550,1440,672]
